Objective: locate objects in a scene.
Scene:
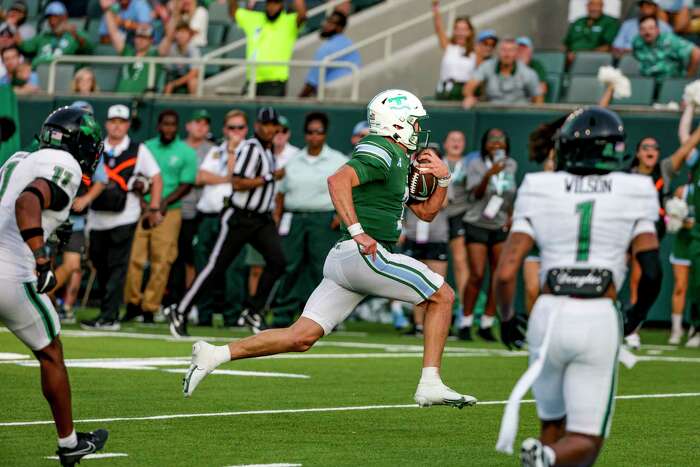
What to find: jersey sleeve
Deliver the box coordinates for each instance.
[346,148,391,184]
[199,147,222,174]
[510,174,537,238]
[35,152,81,202]
[626,175,660,238]
[135,144,161,178]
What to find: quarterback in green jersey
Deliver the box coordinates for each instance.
[181,89,477,408]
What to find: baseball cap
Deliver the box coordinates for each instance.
[516,36,533,48]
[107,104,130,121]
[189,109,211,123]
[278,115,290,129]
[70,100,94,115]
[477,29,498,43]
[257,106,280,124]
[9,1,28,14]
[44,1,67,16]
[352,120,369,136]
[135,24,154,38]
[637,0,657,5]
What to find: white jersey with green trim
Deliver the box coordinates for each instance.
[0,149,82,282]
[510,171,659,291]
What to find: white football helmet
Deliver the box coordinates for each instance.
[367,89,428,151]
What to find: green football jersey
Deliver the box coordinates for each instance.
[344,135,410,243]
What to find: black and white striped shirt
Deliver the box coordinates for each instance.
[231,136,276,213]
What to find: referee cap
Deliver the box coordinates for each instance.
[257,106,280,124]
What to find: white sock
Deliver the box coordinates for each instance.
[58,430,77,449]
[420,366,441,382]
[460,314,473,329]
[415,324,424,332]
[672,314,683,333]
[480,315,495,328]
[213,345,231,366]
[543,445,556,465]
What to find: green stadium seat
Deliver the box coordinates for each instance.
[569,51,613,75]
[563,75,604,104]
[618,55,641,76]
[87,0,103,18]
[208,2,230,20]
[545,73,562,103]
[612,77,655,105]
[533,51,565,74]
[207,22,228,47]
[657,78,692,104]
[87,19,102,42]
[67,18,87,30]
[36,63,76,92]
[94,43,118,56]
[25,0,41,18]
[91,63,122,92]
[227,24,246,42]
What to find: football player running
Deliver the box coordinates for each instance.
[493,107,664,466]
[0,107,109,465]
[182,89,477,408]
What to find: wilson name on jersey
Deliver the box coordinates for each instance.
[511,171,659,291]
[0,149,82,282]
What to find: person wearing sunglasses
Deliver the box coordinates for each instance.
[458,128,517,341]
[272,112,347,326]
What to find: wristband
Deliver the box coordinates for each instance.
[263,173,274,183]
[21,227,44,242]
[347,223,364,237]
[437,174,451,188]
[32,245,49,260]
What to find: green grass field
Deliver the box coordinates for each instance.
[1,314,699,467]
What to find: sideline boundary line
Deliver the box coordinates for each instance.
[2,392,699,428]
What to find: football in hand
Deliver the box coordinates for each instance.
[408,159,437,202]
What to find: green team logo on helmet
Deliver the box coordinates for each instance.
[80,113,102,143]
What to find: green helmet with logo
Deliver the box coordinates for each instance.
[39,106,103,178]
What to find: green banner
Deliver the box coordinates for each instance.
[0,85,20,166]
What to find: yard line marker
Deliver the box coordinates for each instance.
[3,392,699,428]
[44,453,128,460]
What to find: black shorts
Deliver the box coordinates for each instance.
[448,215,466,240]
[64,230,85,254]
[464,223,508,246]
[402,240,449,261]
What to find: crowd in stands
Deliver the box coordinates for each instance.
[0,0,362,96]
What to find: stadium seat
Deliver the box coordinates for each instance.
[67,18,87,30]
[612,77,654,105]
[545,73,562,103]
[87,19,102,42]
[563,75,604,104]
[657,78,692,104]
[533,51,566,74]
[91,63,122,92]
[87,0,103,19]
[25,0,41,18]
[618,54,641,76]
[94,43,118,56]
[36,63,76,92]
[569,52,613,75]
[208,1,230,20]
[207,22,228,47]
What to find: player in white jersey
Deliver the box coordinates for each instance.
[0,107,109,465]
[493,107,663,466]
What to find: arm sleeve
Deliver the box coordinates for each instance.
[510,175,536,238]
[40,178,71,211]
[136,145,161,178]
[345,152,390,184]
[199,147,221,173]
[631,177,660,237]
[526,69,542,97]
[676,36,695,65]
[35,158,81,202]
[563,23,574,48]
[135,2,153,22]
[233,143,259,178]
[234,8,255,32]
[180,148,198,184]
[472,61,489,83]
[612,22,628,49]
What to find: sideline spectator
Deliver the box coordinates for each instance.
[0,45,39,94]
[563,0,620,65]
[458,128,517,341]
[18,2,94,68]
[193,109,249,327]
[230,0,307,96]
[431,0,476,101]
[82,104,164,330]
[98,0,152,44]
[613,0,673,56]
[633,15,700,79]
[123,110,197,323]
[349,120,369,149]
[71,67,98,95]
[273,115,300,165]
[102,2,161,94]
[179,0,209,47]
[168,109,215,305]
[159,18,200,95]
[272,112,347,327]
[443,130,469,320]
[299,10,360,98]
[568,0,621,21]
[0,1,36,48]
[462,38,543,109]
[516,36,547,97]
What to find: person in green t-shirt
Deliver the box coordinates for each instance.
[102,3,162,94]
[229,0,307,96]
[179,90,477,411]
[17,2,93,69]
[633,15,700,80]
[124,109,198,322]
[563,0,619,65]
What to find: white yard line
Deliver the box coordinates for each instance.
[164,369,310,379]
[223,464,302,467]
[44,453,128,460]
[3,392,699,428]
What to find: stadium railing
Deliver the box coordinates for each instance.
[44,55,361,101]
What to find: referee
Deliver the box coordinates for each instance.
[167,107,287,336]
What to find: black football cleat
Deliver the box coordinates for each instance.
[56,429,109,466]
[458,325,472,341]
[165,304,188,338]
[237,308,267,334]
[477,326,497,342]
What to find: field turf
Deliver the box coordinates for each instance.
[1,314,698,466]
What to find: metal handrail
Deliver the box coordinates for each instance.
[46,55,360,100]
[203,0,351,60]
